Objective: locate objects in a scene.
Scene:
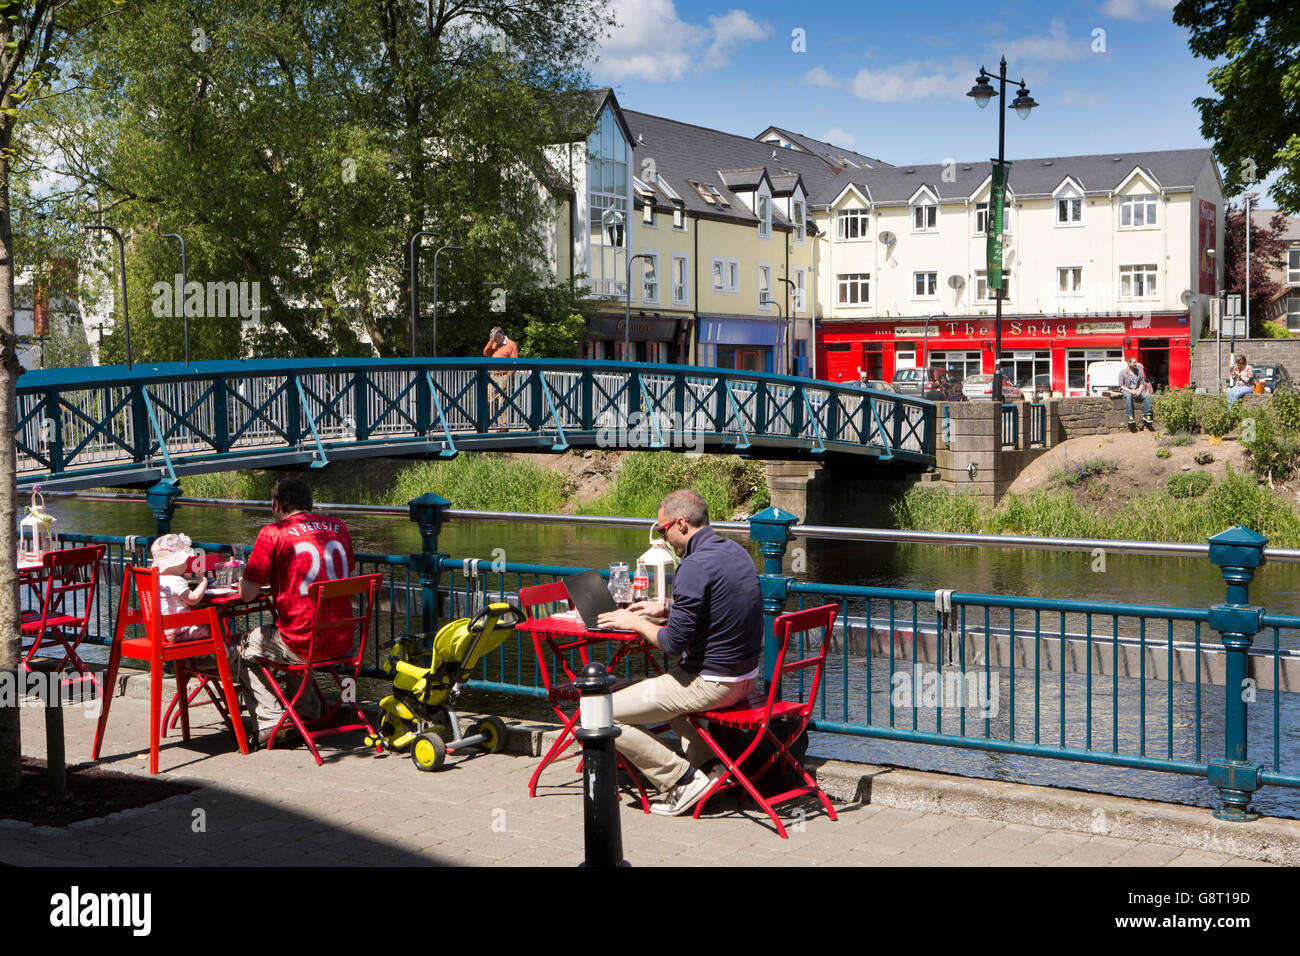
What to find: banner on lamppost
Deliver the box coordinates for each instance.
[986,161,1008,292]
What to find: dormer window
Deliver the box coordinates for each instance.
[911,196,938,233]
[792,199,806,242]
[1120,193,1159,228]
[836,208,869,241]
[757,195,771,238]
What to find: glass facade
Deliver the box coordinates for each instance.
[587,106,629,296]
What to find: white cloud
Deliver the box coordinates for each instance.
[999,19,1090,63]
[593,0,770,82]
[1059,90,1105,108]
[848,60,969,103]
[803,66,838,89]
[1099,0,1176,22]
[706,9,770,63]
[822,127,856,148]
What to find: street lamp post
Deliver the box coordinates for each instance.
[775,276,805,376]
[431,244,462,360]
[409,230,436,357]
[84,224,132,369]
[624,253,652,361]
[161,232,188,364]
[968,56,1038,402]
[1244,192,1258,342]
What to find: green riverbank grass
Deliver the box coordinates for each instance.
[576,452,769,521]
[893,469,1300,547]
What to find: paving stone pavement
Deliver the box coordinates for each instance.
[3,697,1276,867]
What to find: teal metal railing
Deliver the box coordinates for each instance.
[16,358,935,490]
[29,493,1299,822]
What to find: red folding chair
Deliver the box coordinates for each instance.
[92,567,249,774]
[249,573,383,765]
[20,545,106,678]
[521,581,652,812]
[686,603,840,838]
[161,552,245,734]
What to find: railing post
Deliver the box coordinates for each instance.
[145,478,183,537]
[131,383,150,465]
[354,371,369,441]
[286,374,302,447]
[416,364,432,436]
[213,377,230,454]
[476,366,490,433]
[408,492,452,633]
[1206,525,1267,822]
[748,506,799,681]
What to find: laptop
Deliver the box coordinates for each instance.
[562,569,633,632]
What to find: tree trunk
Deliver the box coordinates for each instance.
[0,101,23,791]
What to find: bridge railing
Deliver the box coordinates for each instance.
[32,492,1300,822]
[17,359,934,487]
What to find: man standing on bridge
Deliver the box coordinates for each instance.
[483,326,519,427]
[597,489,763,816]
[236,477,355,747]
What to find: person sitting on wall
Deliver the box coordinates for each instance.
[1227,354,1255,405]
[1119,356,1153,426]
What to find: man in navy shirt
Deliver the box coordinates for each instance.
[598,489,763,816]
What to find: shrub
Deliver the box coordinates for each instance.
[1049,457,1117,487]
[1194,450,1215,465]
[1156,448,1171,459]
[1154,388,1197,433]
[1196,395,1239,437]
[1262,320,1295,339]
[1167,472,1212,498]
[1239,409,1300,482]
[1159,430,1193,447]
[1273,386,1300,434]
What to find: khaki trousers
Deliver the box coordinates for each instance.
[610,666,757,792]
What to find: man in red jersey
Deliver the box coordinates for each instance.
[236,477,355,745]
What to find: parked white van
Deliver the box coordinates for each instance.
[1085,360,1129,396]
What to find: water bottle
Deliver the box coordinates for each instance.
[632,560,649,604]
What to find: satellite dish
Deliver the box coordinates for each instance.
[879,230,896,245]
[1180,289,1196,306]
[948,275,966,290]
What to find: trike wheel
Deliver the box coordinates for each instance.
[471,716,509,754]
[411,733,446,772]
[380,712,410,752]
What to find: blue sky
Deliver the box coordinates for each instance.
[586,0,1282,207]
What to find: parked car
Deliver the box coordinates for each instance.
[858,378,896,393]
[962,370,1020,401]
[1085,360,1129,396]
[1255,364,1292,394]
[891,367,965,400]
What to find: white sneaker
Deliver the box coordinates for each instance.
[649,768,714,817]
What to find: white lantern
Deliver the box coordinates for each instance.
[19,489,57,562]
[638,526,678,606]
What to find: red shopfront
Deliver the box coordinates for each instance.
[819,312,1192,394]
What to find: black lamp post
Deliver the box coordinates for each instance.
[84,224,132,369]
[775,276,803,376]
[161,232,188,364]
[409,230,436,357]
[968,56,1038,401]
[431,244,462,359]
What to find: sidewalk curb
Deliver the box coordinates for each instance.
[507,717,1300,866]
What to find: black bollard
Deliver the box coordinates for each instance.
[574,662,628,867]
[28,660,68,801]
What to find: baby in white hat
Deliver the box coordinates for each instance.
[150,533,210,642]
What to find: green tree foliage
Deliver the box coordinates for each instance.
[1174,1,1300,211]
[40,0,612,362]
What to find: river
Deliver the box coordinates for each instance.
[41,494,1300,819]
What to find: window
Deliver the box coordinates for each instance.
[673,204,685,230]
[930,350,981,378]
[712,257,739,294]
[757,195,771,238]
[1289,249,1300,284]
[912,200,937,232]
[1057,266,1083,295]
[1120,194,1159,228]
[794,268,806,312]
[999,351,1050,390]
[975,202,1011,235]
[1119,264,1158,298]
[913,271,938,298]
[672,254,688,305]
[793,200,806,242]
[586,106,629,296]
[758,264,772,309]
[837,208,869,241]
[642,202,655,226]
[1056,197,1082,225]
[975,270,1012,301]
[837,273,870,305]
[1287,297,1300,333]
[641,253,659,303]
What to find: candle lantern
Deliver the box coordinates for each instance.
[19,488,58,562]
[637,525,678,605]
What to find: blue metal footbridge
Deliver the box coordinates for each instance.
[16,359,936,490]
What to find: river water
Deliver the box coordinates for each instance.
[43,495,1300,819]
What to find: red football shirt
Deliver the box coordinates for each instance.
[243,512,355,658]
